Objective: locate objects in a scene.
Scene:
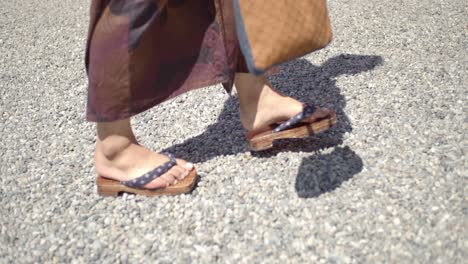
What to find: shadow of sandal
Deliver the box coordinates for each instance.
[295,146,364,198]
[164,54,383,163]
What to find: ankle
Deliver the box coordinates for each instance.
[236,74,268,106]
[238,84,274,116]
[238,83,275,130]
[95,119,137,159]
[96,134,135,161]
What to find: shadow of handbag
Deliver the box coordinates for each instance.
[233,0,333,75]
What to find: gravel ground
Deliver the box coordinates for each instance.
[1,0,466,263]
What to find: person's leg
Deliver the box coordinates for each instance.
[94,118,193,189]
[234,73,303,131]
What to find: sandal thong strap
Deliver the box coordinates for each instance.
[120,152,177,188]
[272,104,317,133]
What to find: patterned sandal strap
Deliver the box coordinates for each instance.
[272,104,317,133]
[121,152,177,188]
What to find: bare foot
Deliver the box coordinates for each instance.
[235,73,304,131]
[94,120,193,189]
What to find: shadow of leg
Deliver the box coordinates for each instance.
[163,96,246,163]
[164,54,383,163]
[295,146,363,198]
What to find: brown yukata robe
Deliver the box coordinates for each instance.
[86,0,247,122]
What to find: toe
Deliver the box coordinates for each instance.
[184,162,194,171]
[168,165,188,180]
[140,157,194,189]
[144,173,176,189]
[175,159,194,171]
[315,107,333,118]
[304,107,333,122]
[161,173,177,187]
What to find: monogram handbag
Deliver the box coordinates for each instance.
[233,0,333,74]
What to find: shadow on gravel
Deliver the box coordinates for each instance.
[166,54,383,159]
[295,146,363,198]
[164,54,382,195]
